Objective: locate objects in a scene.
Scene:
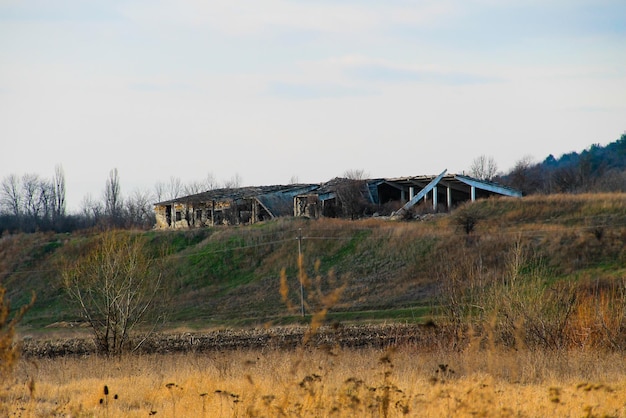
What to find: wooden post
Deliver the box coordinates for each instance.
[298,228,305,317]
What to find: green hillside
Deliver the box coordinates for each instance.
[3,193,626,333]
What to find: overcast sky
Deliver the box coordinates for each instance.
[1,0,625,211]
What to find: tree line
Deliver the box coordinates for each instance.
[0,167,247,234]
[466,133,626,195]
[0,165,70,233]
[2,133,625,234]
[496,133,626,195]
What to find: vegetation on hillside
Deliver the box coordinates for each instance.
[0,193,624,352]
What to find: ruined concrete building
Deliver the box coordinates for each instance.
[154,184,318,229]
[154,170,521,229]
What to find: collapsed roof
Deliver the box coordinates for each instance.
[153,171,521,228]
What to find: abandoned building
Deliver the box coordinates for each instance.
[154,184,319,229]
[153,170,521,229]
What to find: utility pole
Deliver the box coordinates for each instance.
[297,228,305,317]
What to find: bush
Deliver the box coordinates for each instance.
[453,202,485,235]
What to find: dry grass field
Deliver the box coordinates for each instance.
[3,194,626,416]
[3,343,626,417]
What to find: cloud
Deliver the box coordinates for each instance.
[266,82,376,100]
[348,64,500,85]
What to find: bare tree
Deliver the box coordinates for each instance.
[507,155,541,194]
[153,181,166,203]
[38,179,55,226]
[125,188,155,229]
[168,176,183,200]
[223,173,242,189]
[1,174,22,217]
[183,180,205,196]
[205,172,219,190]
[104,168,123,226]
[1,168,65,232]
[343,169,369,180]
[80,193,104,226]
[469,155,498,181]
[61,230,164,355]
[53,164,66,220]
[154,176,184,202]
[335,179,370,220]
[22,173,42,221]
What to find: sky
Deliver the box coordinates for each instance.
[1,0,625,212]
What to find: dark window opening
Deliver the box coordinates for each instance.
[165,205,172,226]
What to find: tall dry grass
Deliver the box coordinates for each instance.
[4,346,626,417]
[0,285,34,378]
[436,233,626,352]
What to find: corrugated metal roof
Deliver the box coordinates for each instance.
[256,184,319,217]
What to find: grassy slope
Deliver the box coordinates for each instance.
[3,193,626,331]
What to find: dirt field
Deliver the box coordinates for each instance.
[20,323,445,358]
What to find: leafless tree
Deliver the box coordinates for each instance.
[38,179,55,224]
[104,168,123,226]
[205,172,219,190]
[153,181,166,203]
[154,176,184,202]
[53,164,66,219]
[1,174,22,217]
[61,230,164,355]
[155,173,221,203]
[22,173,42,221]
[336,179,370,220]
[469,155,498,181]
[80,193,104,225]
[124,188,155,229]
[343,169,369,180]
[1,167,65,231]
[183,180,205,196]
[507,155,544,194]
[223,173,242,189]
[168,176,183,199]
[592,168,626,192]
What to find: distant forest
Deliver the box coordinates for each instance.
[1,133,625,234]
[496,132,626,195]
